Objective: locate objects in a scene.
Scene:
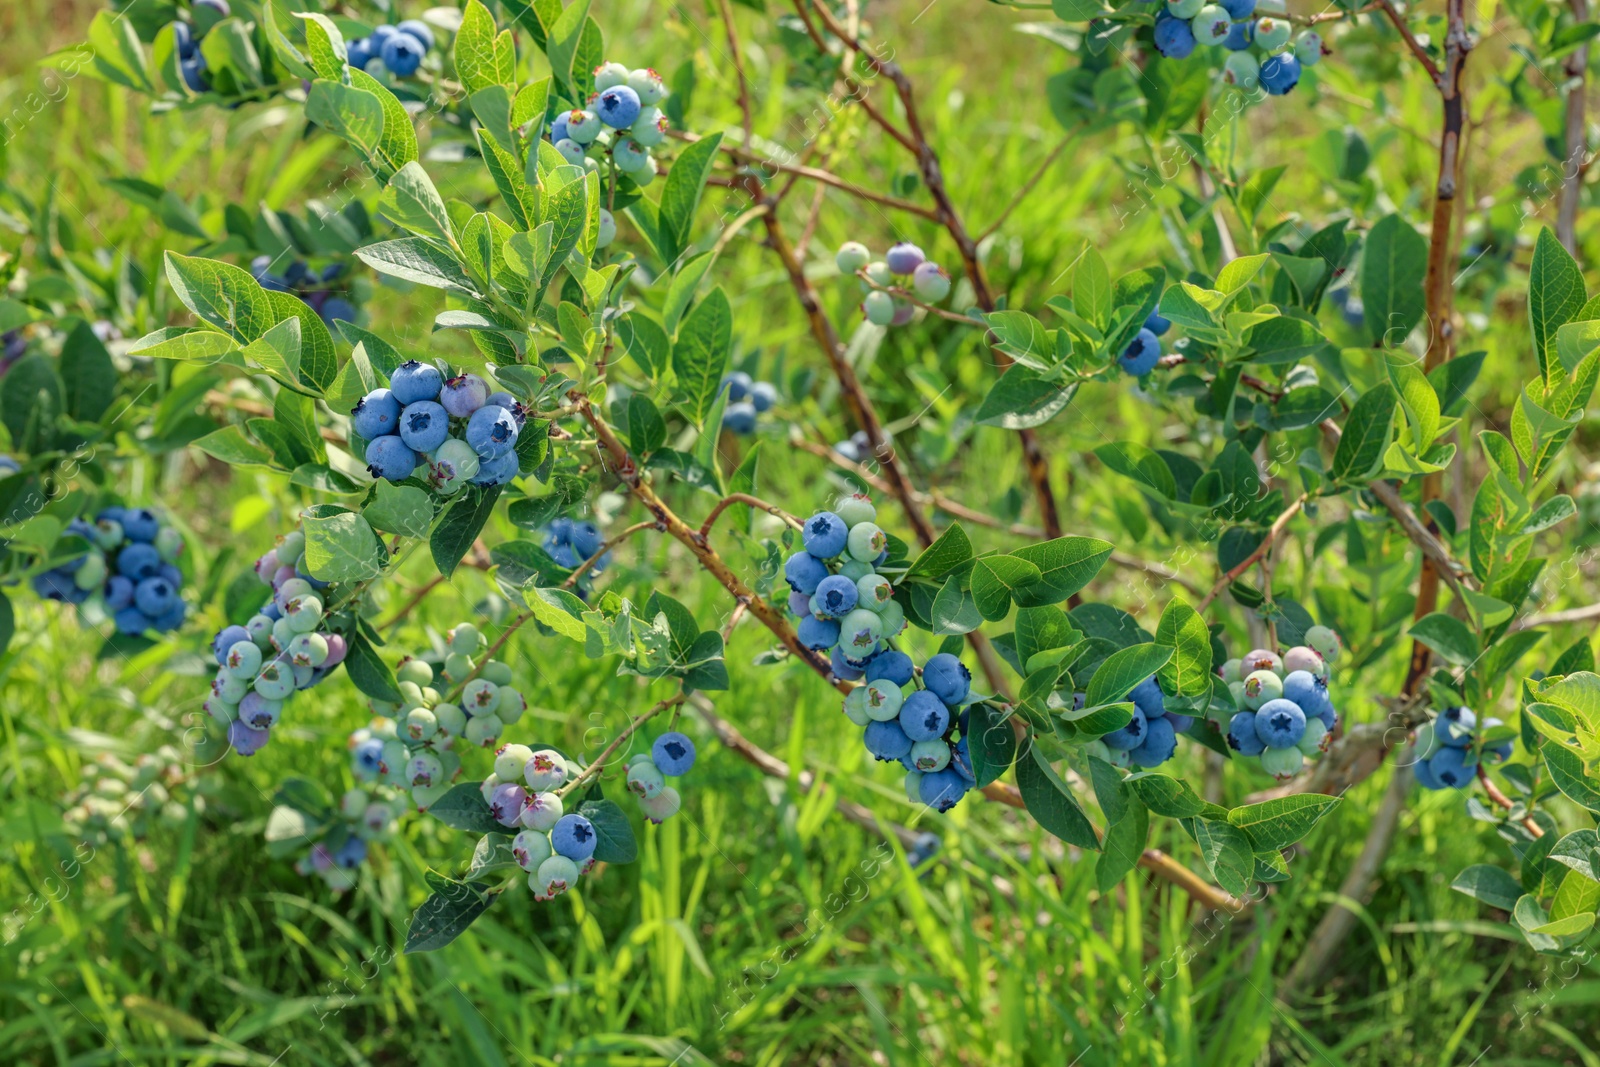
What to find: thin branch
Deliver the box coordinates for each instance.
[979,137,1073,242]
[1196,493,1310,612]
[1558,0,1591,257]
[1376,0,1442,82]
[556,693,686,799]
[1512,602,1600,631]
[1477,762,1545,838]
[713,0,753,145]
[562,519,661,591]
[697,493,803,542]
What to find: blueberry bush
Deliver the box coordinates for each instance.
[7,0,1600,1059]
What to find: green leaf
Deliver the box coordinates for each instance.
[378,161,455,245]
[364,482,434,539]
[1009,536,1112,606]
[544,0,593,89]
[1095,441,1176,500]
[1360,214,1428,345]
[1085,643,1173,710]
[1126,772,1223,819]
[971,554,1043,621]
[966,701,1017,787]
[974,367,1076,429]
[1245,316,1330,366]
[1226,794,1341,850]
[1387,359,1441,452]
[1529,227,1586,385]
[344,631,402,703]
[356,237,477,296]
[1183,817,1254,898]
[525,586,589,643]
[427,783,503,833]
[1330,383,1397,483]
[1154,597,1211,696]
[453,0,502,93]
[1408,612,1479,667]
[58,320,116,423]
[163,252,278,342]
[192,425,275,468]
[905,523,973,584]
[671,287,731,427]
[656,132,723,265]
[1051,0,1107,19]
[576,797,637,863]
[1016,747,1099,850]
[405,872,500,954]
[301,505,386,582]
[431,485,503,578]
[1543,743,1600,813]
[1450,864,1525,912]
[931,575,984,635]
[1074,246,1111,327]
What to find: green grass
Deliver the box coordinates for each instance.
[3,0,1600,1062]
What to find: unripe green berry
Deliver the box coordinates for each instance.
[405,706,439,741]
[464,713,503,748]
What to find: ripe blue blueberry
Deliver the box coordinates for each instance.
[922,654,971,706]
[1102,707,1148,751]
[396,18,434,51]
[569,522,603,558]
[117,542,162,580]
[1281,670,1330,719]
[213,624,251,665]
[1153,14,1198,58]
[321,298,355,325]
[652,731,697,776]
[551,813,597,861]
[1119,328,1162,375]
[1259,52,1301,95]
[550,110,571,143]
[122,509,160,542]
[1429,745,1476,788]
[1128,715,1177,767]
[172,20,195,59]
[595,84,642,128]
[1412,755,1442,790]
[239,692,282,730]
[390,361,443,404]
[1223,18,1254,49]
[1165,712,1195,734]
[466,405,520,459]
[797,614,841,650]
[440,373,489,417]
[917,767,969,812]
[802,513,849,559]
[398,400,449,452]
[1255,698,1307,748]
[788,590,812,617]
[381,32,425,76]
[1128,675,1166,718]
[865,650,915,687]
[1145,310,1171,336]
[722,371,753,402]
[900,690,951,743]
[369,24,398,48]
[812,574,859,619]
[884,242,925,275]
[863,719,913,761]
[831,647,866,681]
[749,381,777,412]
[1227,710,1266,755]
[228,720,269,756]
[105,575,134,611]
[180,57,208,92]
[471,450,519,486]
[1437,706,1476,747]
[1221,0,1255,16]
[722,402,757,435]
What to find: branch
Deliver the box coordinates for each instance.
[979,137,1074,242]
[1196,493,1310,612]
[556,693,686,799]
[697,493,803,542]
[713,0,753,146]
[1558,0,1591,257]
[1376,0,1442,82]
[561,519,661,591]
[1512,602,1600,631]
[1477,761,1544,838]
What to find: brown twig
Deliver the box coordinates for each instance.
[696,493,803,542]
[1512,602,1600,631]
[1477,762,1544,838]
[561,519,661,590]
[1558,0,1591,257]
[1197,493,1310,612]
[979,137,1074,242]
[713,0,753,146]
[1376,0,1442,81]
[556,693,687,799]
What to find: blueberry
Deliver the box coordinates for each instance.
[1167,0,1203,14]
[1259,53,1301,95]
[1281,670,1330,719]
[1412,756,1443,790]
[566,109,602,143]
[363,435,415,482]
[533,854,580,898]
[597,208,617,248]
[884,242,925,275]
[1153,14,1197,58]
[594,60,630,90]
[912,261,951,302]
[1191,5,1233,45]
[108,578,136,612]
[900,690,951,743]
[429,438,481,494]
[551,813,597,861]
[917,767,969,812]
[321,298,356,324]
[113,606,152,634]
[1242,669,1283,709]
[334,837,368,869]
[490,782,528,827]
[471,450,520,486]
[1220,0,1254,15]
[722,402,758,435]
[1128,675,1166,718]
[121,509,160,542]
[1437,706,1477,748]
[1119,328,1162,375]
[1102,707,1148,751]
[1429,745,1477,788]
[595,84,642,128]
[845,522,887,562]
[1305,625,1342,662]
[722,371,753,402]
[797,614,841,650]
[652,731,697,776]
[860,680,905,722]
[1165,712,1195,734]
[1227,710,1266,755]
[749,381,777,412]
[1255,698,1307,748]
[384,30,428,76]
[627,67,667,106]
[213,624,251,665]
[389,361,443,405]
[1145,310,1171,336]
[831,647,867,681]
[352,738,384,778]
[512,830,553,873]
[550,110,571,143]
[1223,18,1254,49]
[396,18,435,52]
[554,138,587,167]
[863,290,896,326]
[172,20,195,59]
[486,391,521,412]
[922,654,971,706]
[813,574,859,619]
[239,692,281,730]
[866,650,915,687]
[228,720,270,756]
[863,719,913,761]
[398,400,450,452]
[116,542,162,580]
[1254,15,1291,51]
[613,138,652,173]
[836,242,871,274]
[180,57,209,92]
[1294,29,1324,66]
[802,511,849,558]
[838,609,883,658]
[1128,715,1177,767]
[465,404,520,459]
[1260,746,1304,781]
[346,38,372,71]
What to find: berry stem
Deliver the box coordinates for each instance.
[1196,493,1310,612]
[853,270,989,326]
[1476,762,1544,838]
[555,692,687,800]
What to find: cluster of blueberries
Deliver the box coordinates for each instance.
[1119,309,1171,376]
[835,241,952,327]
[1412,707,1514,790]
[1148,0,1323,96]
[345,19,437,79]
[1085,675,1195,768]
[1218,625,1343,781]
[831,429,884,464]
[623,730,696,824]
[167,0,232,94]
[353,363,525,488]
[60,745,201,845]
[549,60,671,209]
[719,372,779,435]
[293,779,408,891]
[206,525,350,756]
[784,496,907,672]
[844,649,977,813]
[480,745,596,901]
[249,256,358,326]
[541,517,613,575]
[355,623,529,809]
[34,507,188,636]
